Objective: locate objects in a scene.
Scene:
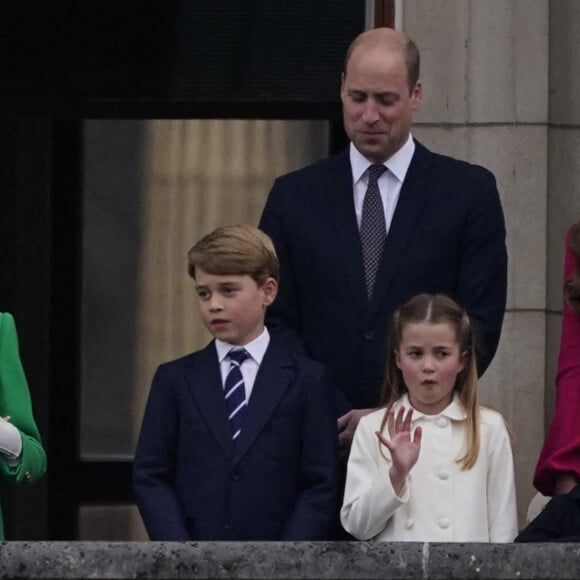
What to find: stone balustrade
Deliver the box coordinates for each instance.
[1,541,580,579]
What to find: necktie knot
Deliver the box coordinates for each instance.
[367,164,387,184]
[228,349,249,366]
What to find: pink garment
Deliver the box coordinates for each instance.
[534,227,580,495]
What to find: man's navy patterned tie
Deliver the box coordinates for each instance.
[360,164,387,300]
[224,349,250,440]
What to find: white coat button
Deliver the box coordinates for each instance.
[436,417,449,428]
[438,470,449,480]
[405,518,414,529]
[439,517,450,529]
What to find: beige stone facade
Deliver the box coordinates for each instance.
[401,0,580,524]
[79,1,580,536]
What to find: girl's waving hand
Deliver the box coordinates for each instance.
[376,406,422,495]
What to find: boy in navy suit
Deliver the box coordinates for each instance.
[134,225,338,540]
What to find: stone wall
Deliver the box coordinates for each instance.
[399,0,580,527]
[1,542,580,579]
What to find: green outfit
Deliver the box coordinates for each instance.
[0,312,46,539]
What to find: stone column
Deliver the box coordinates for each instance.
[401,0,550,526]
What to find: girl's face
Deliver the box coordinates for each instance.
[395,321,467,415]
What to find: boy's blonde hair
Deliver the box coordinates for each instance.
[187,225,279,285]
[379,293,480,470]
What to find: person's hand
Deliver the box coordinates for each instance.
[337,408,375,449]
[554,473,578,495]
[375,406,422,495]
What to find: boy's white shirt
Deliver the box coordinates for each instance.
[215,327,270,401]
[340,393,518,542]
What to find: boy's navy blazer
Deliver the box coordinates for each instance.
[260,140,507,411]
[133,333,338,541]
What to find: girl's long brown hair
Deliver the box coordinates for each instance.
[378,293,480,470]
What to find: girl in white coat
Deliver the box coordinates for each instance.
[340,293,518,542]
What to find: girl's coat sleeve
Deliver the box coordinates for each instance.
[340,415,408,540]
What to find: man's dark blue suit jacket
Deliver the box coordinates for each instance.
[259,141,507,413]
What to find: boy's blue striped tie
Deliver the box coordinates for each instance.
[224,349,250,440]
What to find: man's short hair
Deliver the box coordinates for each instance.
[343,29,420,93]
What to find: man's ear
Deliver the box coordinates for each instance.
[262,277,278,307]
[410,81,422,111]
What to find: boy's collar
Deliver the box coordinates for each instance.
[215,327,270,364]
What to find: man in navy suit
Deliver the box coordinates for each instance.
[133,225,338,540]
[259,27,507,449]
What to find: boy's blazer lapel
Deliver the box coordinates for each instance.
[185,342,234,459]
[233,338,294,464]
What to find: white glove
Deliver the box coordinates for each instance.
[0,416,22,460]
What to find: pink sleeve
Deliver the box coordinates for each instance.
[534,227,580,495]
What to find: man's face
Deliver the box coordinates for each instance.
[341,44,422,163]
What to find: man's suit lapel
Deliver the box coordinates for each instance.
[233,337,294,464]
[327,150,369,310]
[371,141,434,314]
[185,342,235,459]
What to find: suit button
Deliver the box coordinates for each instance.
[24,471,32,481]
[364,331,374,341]
[223,523,231,530]
[231,472,240,481]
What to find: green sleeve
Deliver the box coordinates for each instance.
[0,313,47,485]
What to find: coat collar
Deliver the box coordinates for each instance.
[184,342,234,458]
[327,149,369,310]
[328,141,436,315]
[232,337,295,463]
[396,392,468,422]
[369,140,435,316]
[184,337,295,464]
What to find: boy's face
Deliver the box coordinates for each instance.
[194,267,277,346]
